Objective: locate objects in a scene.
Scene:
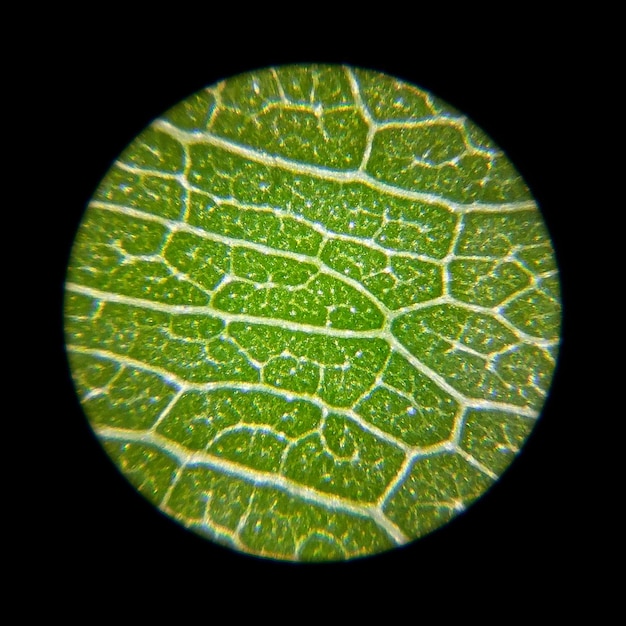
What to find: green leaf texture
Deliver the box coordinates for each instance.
[64,65,561,561]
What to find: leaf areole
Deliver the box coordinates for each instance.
[65,64,561,562]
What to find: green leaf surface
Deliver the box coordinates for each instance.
[64,64,561,562]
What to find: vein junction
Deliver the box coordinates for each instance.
[65,65,560,560]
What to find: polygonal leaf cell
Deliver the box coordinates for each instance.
[65,64,561,562]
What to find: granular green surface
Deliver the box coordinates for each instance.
[65,65,560,561]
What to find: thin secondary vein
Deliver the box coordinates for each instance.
[152,119,536,214]
[89,200,392,318]
[66,282,384,339]
[344,66,377,173]
[67,345,186,388]
[66,344,414,453]
[393,294,559,349]
[95,180,442,264]
[96,425,409,545]
[384,335,537,417]
[455,449,498,480]
[206,195,440,264]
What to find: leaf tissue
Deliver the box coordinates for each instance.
[64,65,561,561]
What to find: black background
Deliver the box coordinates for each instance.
[33,15,600,615]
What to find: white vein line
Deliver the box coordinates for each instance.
[377,452,420,509]
[385,335,538,418]
[90,198,556,348]
[159,458,188,509]
[269,68,288,103]
[72,342,534,531]
[69,345,184,387]
[70,284,538,419]
[68,293,540,420]
[148,387,186,433]
[109,165,444,264]
[233,490,256,542]
[394,295,559,348]
[455,449,498,480]
[444,405,469,450]
[206,194,441,264]
[344,68,497,164]
[66,344,413,453]
[344,66,377,173]
[89,200,392,319]
[377,116,470,131]
[207,423,293,448]
[192,518,238,552]
[96,425,409,545]
[464,399,538,419]
[152,119,537,214]
[66,282,383,339]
